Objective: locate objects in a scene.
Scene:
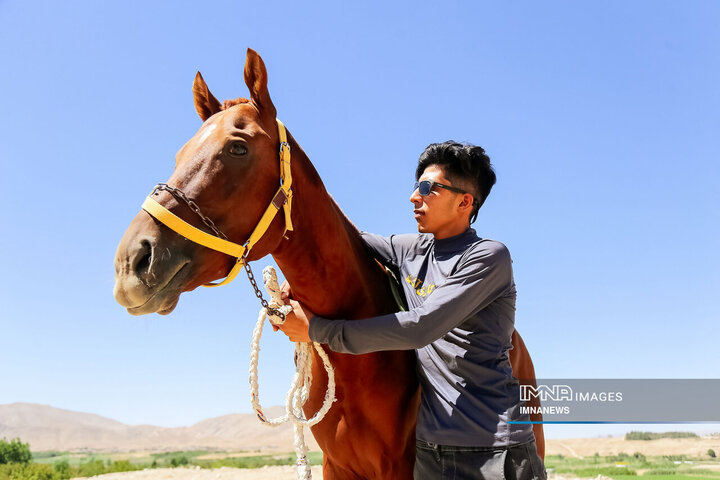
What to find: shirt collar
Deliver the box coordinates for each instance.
[433,227,479,254]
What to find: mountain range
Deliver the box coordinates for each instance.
[0,403,319,452]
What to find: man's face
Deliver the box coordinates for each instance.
[410,165,468,238]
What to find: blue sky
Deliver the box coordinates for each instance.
[0,1,718,439]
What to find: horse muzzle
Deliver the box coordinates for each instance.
[113,214,191,315]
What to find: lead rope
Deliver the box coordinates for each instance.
[249,266,336,480]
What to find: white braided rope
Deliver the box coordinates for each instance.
[249,266,336,480]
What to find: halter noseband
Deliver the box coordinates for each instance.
[141,119,294,287]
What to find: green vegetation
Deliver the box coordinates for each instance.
[27,448,325,473]
[32,450,211,468]
[0,438,32,464]
[0,463,57,480]
[4,434,720,480]
[639,477,719,480]
[195,451,323,469]
[0,458,152,480]
[0,438,325,480]
[26,450,718,480]
[1,452,326,480]
[30,452,70,460]
[544,452,720,479]
[149,450,210,467]
[625,431,700,441]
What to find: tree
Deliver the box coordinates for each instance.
[0,438,32,464]
[633,452,647,462]
[708,449,716,458]
[55,459,71,480]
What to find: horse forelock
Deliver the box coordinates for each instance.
[221,97,250,110]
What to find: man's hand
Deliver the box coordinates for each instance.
[276,299,315,343]
[280,280,292,304]
[271,280,294,332]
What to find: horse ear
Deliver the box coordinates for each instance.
[193,71,222,121]
[244,48,277,118]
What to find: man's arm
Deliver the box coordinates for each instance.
[359,232,397,267]
[310,241,513,354]
[360,232,421,270]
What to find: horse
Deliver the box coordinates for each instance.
[113,48,543,479]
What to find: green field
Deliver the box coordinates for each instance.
[545,453,720,479]
[31,450,212,467]
[1,450,325,480]
[5,449,720,479]
[30,449,324,469]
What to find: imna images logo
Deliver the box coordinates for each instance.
[520,384,623,403]
[520,384,573,402]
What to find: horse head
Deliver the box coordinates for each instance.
[114,49,290,315]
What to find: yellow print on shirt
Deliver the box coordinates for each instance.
[405,275,436,297]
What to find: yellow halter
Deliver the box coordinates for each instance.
[141,119,294,287]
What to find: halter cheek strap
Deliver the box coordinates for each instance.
[141,119,294,287]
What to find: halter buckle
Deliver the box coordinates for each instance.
[272,189,288,209]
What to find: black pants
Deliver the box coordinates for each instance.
[414,439,546,480]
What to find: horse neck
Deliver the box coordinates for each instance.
[271,134,393,319]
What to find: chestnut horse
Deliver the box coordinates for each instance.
[114,49,543,478]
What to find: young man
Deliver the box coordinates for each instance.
[278,141,546,479]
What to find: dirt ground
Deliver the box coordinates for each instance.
[72,466,583,480]
[72,466,323,480]
[545,436,720,458]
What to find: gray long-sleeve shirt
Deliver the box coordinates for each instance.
[309,228,534,447]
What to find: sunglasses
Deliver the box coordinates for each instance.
[413,180,468,196]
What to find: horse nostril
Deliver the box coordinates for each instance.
[133,239,153,277]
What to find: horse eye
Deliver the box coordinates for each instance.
[229,142,248,156]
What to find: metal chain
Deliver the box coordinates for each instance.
[152,183,228,239]
[244,262,286,320]
[151,183,286,322]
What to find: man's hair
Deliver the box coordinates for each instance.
[415,141,496,224]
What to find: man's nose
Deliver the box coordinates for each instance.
[410,188,422,206]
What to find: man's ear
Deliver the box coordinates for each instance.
[458,193,475,210]
[243,48,277,119]
[458,193,476,219]
[193,72,222,121]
